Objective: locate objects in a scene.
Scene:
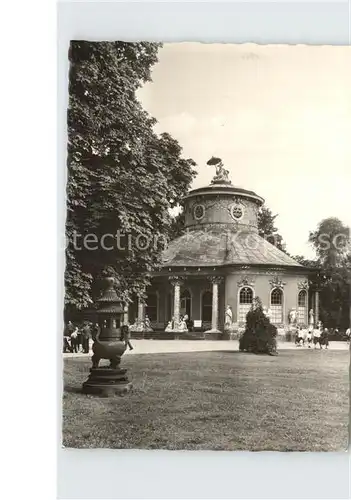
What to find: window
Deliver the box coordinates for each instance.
[180,289,191,317]
[193,204,205,221]
[202,291,212,322]
[298,290,307,325]
[270,288,283,324]
[238,286,253,323]
[145,292,158,322]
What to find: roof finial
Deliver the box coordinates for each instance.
[206,156,231,185]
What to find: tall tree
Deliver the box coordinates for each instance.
[309,217,350,269]
[65,41,196,314]
[257,205,285,251]
[308,218,350,328]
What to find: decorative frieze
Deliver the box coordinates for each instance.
[269,275,286,289]
[266,267,286,275]
[168,275,184,287]
[237,276,255,287]
[207,276,224,285]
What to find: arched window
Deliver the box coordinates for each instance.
[202,291,212,322]
[298,290,307,325]
[180,289,192,318]
[270,288,283,324]
[238,287,253,323]
[145,292,158,322]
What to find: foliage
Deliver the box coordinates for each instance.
[63,350,349,451]
[300,218,351,329]
[239,297,278,355]
[169,200,287,253]
[206,156,222,166]
[65,41,196,313]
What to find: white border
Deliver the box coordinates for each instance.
[57,2,351,500]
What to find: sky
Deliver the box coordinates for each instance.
[137,43,351,258]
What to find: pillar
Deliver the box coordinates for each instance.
[123,304,129,325]
[314,289,320,327]
[206,276,223,333]
[169,276,183,330]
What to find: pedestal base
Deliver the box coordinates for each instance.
[82,367,132,397]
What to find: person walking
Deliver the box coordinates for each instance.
[320,327,329,349]
[70,325,80,353]
[92,322,100,341]
[307,324,313,348]
[81,322,91,354]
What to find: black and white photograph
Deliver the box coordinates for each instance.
[62,41,350,452]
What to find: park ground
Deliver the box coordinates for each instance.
[62,342,349,451]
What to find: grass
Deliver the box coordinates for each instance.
[62,349,350,451]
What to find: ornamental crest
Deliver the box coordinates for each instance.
[237,275,255,287]
[266,267,285,275]
[269,275,286,289]
[297,280,309,290]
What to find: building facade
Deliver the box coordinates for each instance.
[128,165,317,337]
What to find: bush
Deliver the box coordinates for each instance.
[239,297,278,355]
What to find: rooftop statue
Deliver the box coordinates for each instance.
[207,156,231,184]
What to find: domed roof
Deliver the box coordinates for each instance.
[162,228,304,269]
[162,160,305,270]
[183,180,264,206]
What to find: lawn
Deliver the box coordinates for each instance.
[62,349,349,451]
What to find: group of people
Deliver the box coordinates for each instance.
[165,314,194,332]
[63,321,96,353]
[63,321,134,353]
[295,324,351,349]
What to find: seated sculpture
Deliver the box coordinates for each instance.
[129,315,153,332]
[207,156,230,184]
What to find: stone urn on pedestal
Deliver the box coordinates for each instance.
[82,276,132,397]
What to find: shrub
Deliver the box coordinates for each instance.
[239,297,278,355]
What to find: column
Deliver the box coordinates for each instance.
[314,290,320,327]
[207,276,223,332]
[169,276,183,330]
[137,296,145,329]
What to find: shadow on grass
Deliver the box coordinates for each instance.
[64,385,83,394]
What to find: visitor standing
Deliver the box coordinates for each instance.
[345,327,350,343]
[82,322,91,353]
[121,324,133,351]
[320,328,329,349]
[70,325,80,353]
[313,327,321,349]
[76,324,83,352]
